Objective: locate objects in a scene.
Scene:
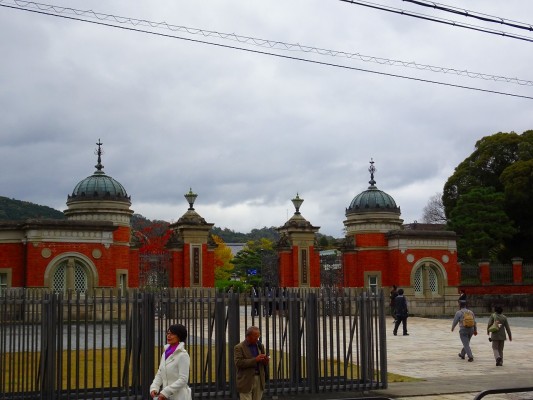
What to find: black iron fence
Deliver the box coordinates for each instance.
[0,288,387,400]
[489,264,513,284]
[523,264,533,283]
[459,264,480,285]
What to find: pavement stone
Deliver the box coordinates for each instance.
[274,316,533,400]
[368,316,533,400]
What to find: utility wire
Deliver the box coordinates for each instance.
[1,2,533,100]
[1,0,531,87]
[338,0,533,43]
[400,0,533,33]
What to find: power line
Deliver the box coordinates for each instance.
[400,0,533,33]
[1,1,533,100]
[338,0,533,43]
[1,0,531,87]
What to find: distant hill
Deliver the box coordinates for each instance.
[1,197,339,245]
[0,196,65,220]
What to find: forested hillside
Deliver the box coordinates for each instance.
[0,196,65,220]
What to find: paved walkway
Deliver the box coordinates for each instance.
[367,316,533,400]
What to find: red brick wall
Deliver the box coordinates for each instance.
[169,249,184,287]
[356,233,388,247]
[278,251,293,287]
[1,239,137,288]
[0,243,25,287]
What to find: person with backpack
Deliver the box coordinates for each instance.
[451,300,477,362]
[487,306,512,366]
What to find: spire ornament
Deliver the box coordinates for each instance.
[291,193,304,215]
[368,158,376,187]
[184,188,198,210]
[95,139,104,172]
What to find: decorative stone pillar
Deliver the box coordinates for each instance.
[276,194,320,288]
[166,189,215,288]
[512,257,523,284]
[66,258,75,290]
[478,259,491,285]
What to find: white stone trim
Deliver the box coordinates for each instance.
[388,237,457,252]
[25,229,114,245]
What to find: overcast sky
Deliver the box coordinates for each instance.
[1,1,532,237]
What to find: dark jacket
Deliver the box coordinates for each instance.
[394,295,408,318]
[488,313,512,341]
[234,340,267,393]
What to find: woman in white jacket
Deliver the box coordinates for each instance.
[150,324,192,400]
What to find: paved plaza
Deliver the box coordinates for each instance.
[368,316,533,400]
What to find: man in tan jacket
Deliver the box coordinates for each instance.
[234,326,269,400]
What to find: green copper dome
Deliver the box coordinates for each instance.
[67,140,130,203]
[346,159,400,215]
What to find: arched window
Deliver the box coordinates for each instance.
[414,268,423,294]
[412,261,443,296]
[52,259,88,293]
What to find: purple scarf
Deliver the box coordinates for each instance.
[165,344,178,359]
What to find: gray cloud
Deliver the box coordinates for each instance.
[1,0,532,237]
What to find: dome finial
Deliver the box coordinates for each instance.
[95,139,104,172]
[368,158,376,187]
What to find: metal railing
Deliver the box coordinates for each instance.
[489,264,513,284]
[459,264,480,285]
[523,263,533,283]
[473,386,533,400]
[0,288,387,400]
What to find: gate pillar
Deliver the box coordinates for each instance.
[276,194,320,288]
[166,189,216,288]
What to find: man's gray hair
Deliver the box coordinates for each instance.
[246,326,260,337]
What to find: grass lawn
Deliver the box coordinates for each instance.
[2,346,419,391]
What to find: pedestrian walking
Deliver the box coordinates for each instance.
[487,306,512,366]
[234,326,269,400]
[458,289,467,303]
[150,324,192,400]
[451,300,477,362]
[251,285,260,317]
[389,285,398,321]
[393,288,409,336]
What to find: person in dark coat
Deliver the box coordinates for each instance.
[393,288,409,336]
[389,285,398,321]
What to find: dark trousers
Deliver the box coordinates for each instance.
[393,315,408,335]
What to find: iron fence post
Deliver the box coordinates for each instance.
[141,291,155,399]
[378,290,388,387]
[226,291,240,399]
[39,292,57,400]
[305,292,319,393]
[288,291,301,387]
[359,291,371,386]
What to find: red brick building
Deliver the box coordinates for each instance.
[341,160,461,314]
[0,142,215,292]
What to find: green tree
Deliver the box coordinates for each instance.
[500,158,533,258]
[443,130,533,261]
[232,248,262,279]
[231,238,278,286]
[443,132,523,215]
[448,187,516,262]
